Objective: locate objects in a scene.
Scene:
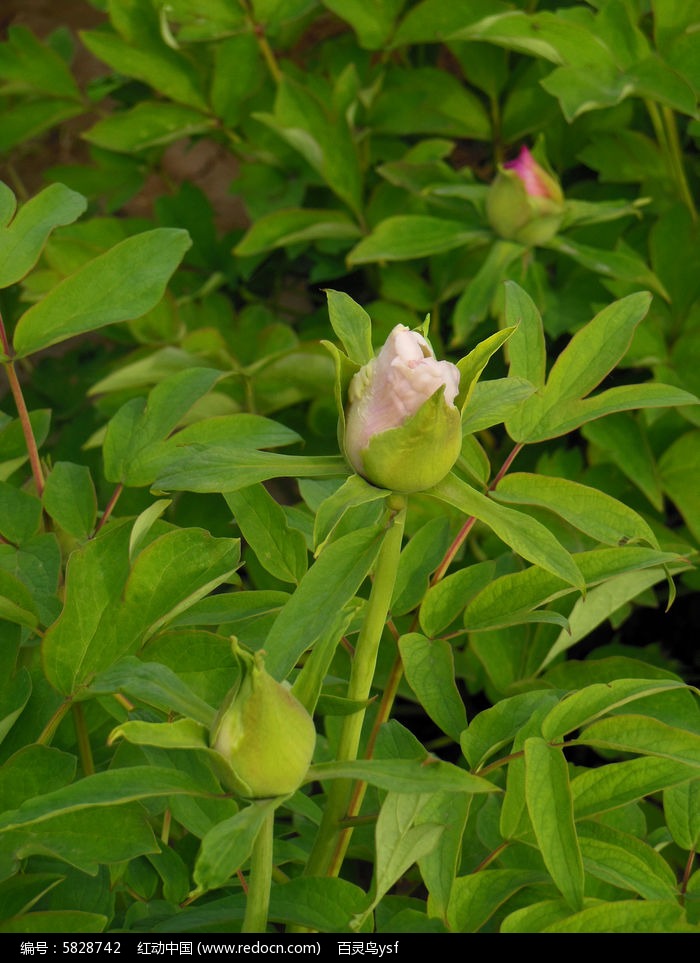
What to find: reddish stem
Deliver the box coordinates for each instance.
[1,311,45,497]
[432,441,523,584]
[93,483,123,537]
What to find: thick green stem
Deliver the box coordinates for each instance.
[305,497,407,878]
[242,808,275,933]
[646,99,697,220]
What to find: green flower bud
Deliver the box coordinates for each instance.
[487,146,565,246]
[211,645,316,799]
[344,324,462,493]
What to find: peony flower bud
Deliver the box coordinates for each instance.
[486,145,565,246]
[211,645,316,798]
[344,324,462,493]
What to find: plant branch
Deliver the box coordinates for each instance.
[1,311,45,497]
[93,483,123,536]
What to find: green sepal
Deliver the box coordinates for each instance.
[360,386,462,493]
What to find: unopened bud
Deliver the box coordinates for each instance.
[487,146,565,246]
[211,645,316,798]
[344,325,461,493]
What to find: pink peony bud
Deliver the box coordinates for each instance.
[487,145,565,246]
[504,146,561,200]
[344,325,462,493]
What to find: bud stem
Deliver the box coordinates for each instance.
[304,497,407,878]
[242,806,275,933]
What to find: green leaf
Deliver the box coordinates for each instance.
[461,691,561,770]
[235,209,361,258]
[578,715,700,768]
[0,745,76,813]
[0,26,82,99]
[0,767,221,833]
[391,517,451,616]
[347,216,488,264]
[526,382,699,444]
[325,289,374,366]
[0,669,31,746]
[42,523,241,695]
[225,485,308,585]
[420,560,497,638]
[368,67,491,140]
[355,793,443,930]
[578,822,678,901]
[455,326,517,411]
[84,102,215,153]
[154,447,348,494]
[539,566,684,670]
[0,101,84,155]
[462,548,680,633]
[268,877,368,931]
[81,27,207,110]
[429,472,584,590]
[263,525,383,681]
[109,718,208,751]
[88,656,217,728]
[545,236,668,298]
[664,779,700,850]
[129,499,172,560]
[0,804,157,877]
[543,900,687,933]
[659,430,700,542]
[572,756,699,819]
[0,569,39,630]
[524,738,584,910]
[42,462,97,540]
[0,183,86,290]
[0,481,42,544]
[308,757,497,795]
[583,414,664,511]
[461,378,537,435]
[314,475,388,551]
[503,281,546,389]
[322,0,405,49]
[451,242,525,345]
[399,633,467,741]
[194,798,280,893]
[416,792,470,922]
[257,76,362,215]
[0,911,107,933]
[494,473,659,548]
[542,679,690,741]
[447,869,546,933]
[13,229,191,357]
[546,292,652,408]
[392,0,511,47]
